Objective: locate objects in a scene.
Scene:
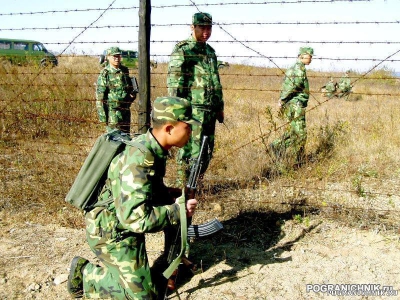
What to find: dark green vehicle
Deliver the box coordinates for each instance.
[0,38,58,67]
[99,49,157,70]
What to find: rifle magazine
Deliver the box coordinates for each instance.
[187,218,223,238]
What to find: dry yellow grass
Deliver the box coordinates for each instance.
[0,56,399,230]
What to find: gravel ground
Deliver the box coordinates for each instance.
[1,213,399,300]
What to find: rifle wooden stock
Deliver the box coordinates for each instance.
[167,257,198,291]
[166,269,178,291]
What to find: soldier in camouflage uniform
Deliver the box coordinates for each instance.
[322,77,337,98]
[271,47,314,164]
[167,12,224,182]
[337,70,352,100]
[67,97,200,299]
[96,47,136,134]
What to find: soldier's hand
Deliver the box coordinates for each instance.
[216,111,224,123]
[185,199,198,217]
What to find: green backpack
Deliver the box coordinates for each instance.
[65,130,131,212]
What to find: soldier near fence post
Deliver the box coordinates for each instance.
[337,70,352,100]
[167,12,224,184]
[270,46,314,166]
[96,46,136,134]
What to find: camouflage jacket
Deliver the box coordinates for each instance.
[98,130,181,233]
[338,76,351,92]
[96,64,134,122]
[325,79,336,93]
[167,35,224,112]
[280,59,309,107]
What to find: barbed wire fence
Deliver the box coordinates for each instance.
[0,0,399,225]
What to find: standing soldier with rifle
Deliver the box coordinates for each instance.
[96,46,138,134]
[67,97,199,299]
[167,12,225,183]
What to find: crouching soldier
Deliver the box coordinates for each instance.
[67,96,200,299]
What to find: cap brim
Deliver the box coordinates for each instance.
[182,118,201,126]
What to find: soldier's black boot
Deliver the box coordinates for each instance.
[67,256,89,298]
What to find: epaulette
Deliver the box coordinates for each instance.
[124,140,154,167]
[176,40,189,48]
[173,40,190,53]
[100,68,109,76]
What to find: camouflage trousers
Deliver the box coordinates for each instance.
[106,106,131,134]
[83,207,157,299]
[272,100,307,162]
[176,107,216,184]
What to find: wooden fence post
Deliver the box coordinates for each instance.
[138,0,151,133]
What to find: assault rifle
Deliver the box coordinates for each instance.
[163,135,223,299]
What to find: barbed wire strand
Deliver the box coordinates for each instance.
[0,0,372,17]
[0,5,136,17]
[1,86,399,98]
[1,20,399,31]
[8,0,117,109]
[351,49,400,86]
[2,54,400,63]
[1,71,400,79]
[37,39,400,45]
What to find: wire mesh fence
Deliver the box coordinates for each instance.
[1,0,399,224]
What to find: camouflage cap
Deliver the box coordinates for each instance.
[192,12,212,25]
[298,47,314,56]
[151,96,200,125]
[107,47,122,56]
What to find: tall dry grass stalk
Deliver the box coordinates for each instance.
[0,56,399,228]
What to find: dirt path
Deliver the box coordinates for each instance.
[1,216,399,300]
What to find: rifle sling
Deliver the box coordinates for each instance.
[163,189,187,279]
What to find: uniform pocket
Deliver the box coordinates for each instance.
[85,207,119,241]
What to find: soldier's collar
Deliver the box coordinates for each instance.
[107,64,122,72]
[147,130,168,157]
[188,36,207,50]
